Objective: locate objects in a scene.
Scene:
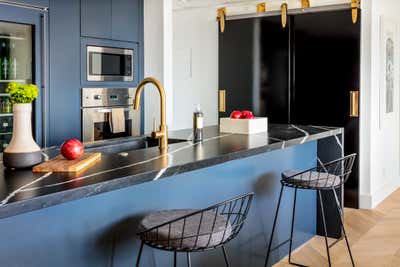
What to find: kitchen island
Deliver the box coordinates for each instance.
[0,124,343,267]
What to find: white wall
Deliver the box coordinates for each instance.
[172,8,218,130]
[360,0,400,208]
[144,0,173,134]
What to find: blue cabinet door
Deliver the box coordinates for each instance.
[49,0,81,146]
[112,0,140,42]
[81,0,112,39]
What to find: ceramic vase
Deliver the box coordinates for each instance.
[3,103,42,168]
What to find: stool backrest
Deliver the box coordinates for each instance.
[284,154,357,189]
[138,192,254,251]
[321,153,357,185]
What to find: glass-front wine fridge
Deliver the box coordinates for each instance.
[0,21,33,151]
[0,3,48,153]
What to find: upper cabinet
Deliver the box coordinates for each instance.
[112,0,140,42]
[81,0,112,39]
[81,0,141,42]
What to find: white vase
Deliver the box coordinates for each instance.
[3,103,42,168]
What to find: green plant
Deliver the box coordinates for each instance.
[6,82,39,104]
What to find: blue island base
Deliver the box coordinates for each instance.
[0,142,317,267]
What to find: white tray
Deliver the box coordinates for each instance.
[219,117,268,134]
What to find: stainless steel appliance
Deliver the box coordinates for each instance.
[86,46,134,82]
[81,88,140,143]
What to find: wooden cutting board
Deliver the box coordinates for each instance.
[33,153,101,173]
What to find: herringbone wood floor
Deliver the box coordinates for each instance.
[274,188,400,267]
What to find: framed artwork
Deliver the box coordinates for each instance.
[379,16,398,128]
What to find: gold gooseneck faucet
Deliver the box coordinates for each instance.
[134,77,168,151]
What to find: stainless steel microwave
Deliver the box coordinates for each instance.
[87,46,134,82]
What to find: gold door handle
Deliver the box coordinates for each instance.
[219,90,226,113]
[350,91,359,117]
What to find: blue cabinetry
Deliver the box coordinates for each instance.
[47,0,143,146]
[49,0,81,146]
[81,0,141,42]
[112,0,140,42]
[81,0,112,39]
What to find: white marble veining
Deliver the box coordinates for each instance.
[8,134,233,201]
[291,124,310,144]
[0,172,53,206]
[310,125,343,150]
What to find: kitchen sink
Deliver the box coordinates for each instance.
[85,136,187,155]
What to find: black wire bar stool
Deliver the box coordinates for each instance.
[264,154,357,267]
[136,192,254,267]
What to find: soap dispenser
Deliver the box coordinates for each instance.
[193,104,203,142]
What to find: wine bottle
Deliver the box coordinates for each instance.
[10,57,17,80]
[10,41,17,79]
[0,38,5,80]
[1,37,10,80]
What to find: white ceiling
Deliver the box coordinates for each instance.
[174,0,266,10]
[173,0,350,11]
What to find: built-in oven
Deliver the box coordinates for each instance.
[81,88,140,144]
[87,46,134,82]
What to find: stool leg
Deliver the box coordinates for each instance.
[187,252,191,267]
[174,251,177,267]
[332,189,355,267]
[288,188,298,264]
[135,241,144,267]
[318,190,332,267]
[264,184,285,267]
[221,245,230,267]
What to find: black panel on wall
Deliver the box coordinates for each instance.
[292,10,361,208]
[219,17,289,122]
[219,19,255,118]
[219,10,361,208]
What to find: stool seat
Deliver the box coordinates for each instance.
[282,170,341,189]
[139,209,232,250]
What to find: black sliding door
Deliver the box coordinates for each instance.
[292,10,361,208]
[219,16,290,123]
[219,9,361,209]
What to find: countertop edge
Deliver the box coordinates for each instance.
[0,127,343,219]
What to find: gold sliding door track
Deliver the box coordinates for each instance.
[225,3,359,21]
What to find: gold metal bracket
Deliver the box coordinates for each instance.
[257,3,266,14]
[281,3,288,28]
[217,7,227,33]
[301,0,310,9]
[351,0,360,24]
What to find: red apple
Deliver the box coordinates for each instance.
[241,110,255,119]
[230,110,242,119]
[61,138,84,160]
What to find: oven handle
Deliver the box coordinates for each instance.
[94,108,132,113]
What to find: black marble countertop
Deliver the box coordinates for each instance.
[0,124,343,219]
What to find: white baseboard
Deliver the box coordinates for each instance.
[359,193,373,209]
[359,178,400,209]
